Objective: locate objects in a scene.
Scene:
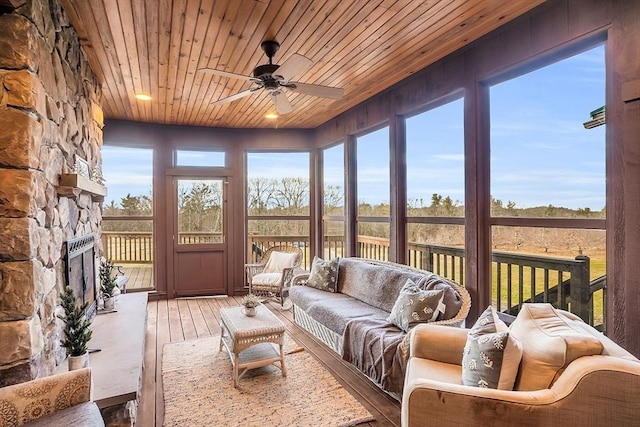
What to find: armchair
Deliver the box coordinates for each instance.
[0,368,104,426]
[245,245,304,306]
[402,306,640,427]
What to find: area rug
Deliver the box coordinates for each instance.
[162,334,375,427]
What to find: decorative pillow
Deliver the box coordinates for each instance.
[509,303,603,391]
[305,256,340,292]
[462,305,523,390]
[263,251,298,274]
[387,279,446,332]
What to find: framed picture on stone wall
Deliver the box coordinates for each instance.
[74,155,90,178]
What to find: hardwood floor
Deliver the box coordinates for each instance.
[137,296,401,426]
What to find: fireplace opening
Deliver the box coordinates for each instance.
[64,234,98,321]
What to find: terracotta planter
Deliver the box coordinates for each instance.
[68,352,89,370]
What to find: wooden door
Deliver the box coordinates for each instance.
[171,177,227,296]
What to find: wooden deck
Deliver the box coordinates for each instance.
[118,264,153,290]
[138,296,401,426]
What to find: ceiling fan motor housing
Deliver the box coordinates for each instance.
[253,64,281,90]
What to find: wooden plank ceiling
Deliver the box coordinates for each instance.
[60,0,544,129]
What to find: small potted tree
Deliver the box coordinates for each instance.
[99,258,118,310]
[58,286,93,370]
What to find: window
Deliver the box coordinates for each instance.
[101,146,154,290]
[246,152,310,268]
[322,143,345,259]
[489,44,606,327]
[356,127,390,260]
[175,149,225,167]
[405,97,465,280]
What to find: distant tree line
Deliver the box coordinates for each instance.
[102,178,605,256]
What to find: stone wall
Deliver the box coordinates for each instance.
[0,0,103,386]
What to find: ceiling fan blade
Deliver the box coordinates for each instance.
[288,81,344,99]
[273,54,313,83]
[212,89,255,105]
[271,92,293,115]
[198,68,254,82]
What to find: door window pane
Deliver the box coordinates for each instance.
[177,179,224,244]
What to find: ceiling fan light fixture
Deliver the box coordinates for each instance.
[265,112,279,119]
[135,93,152,101]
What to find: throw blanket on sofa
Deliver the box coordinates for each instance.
[342,317,408,395]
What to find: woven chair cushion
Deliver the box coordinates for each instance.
[251,273,282,287]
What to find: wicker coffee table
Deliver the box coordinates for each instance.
[219,304,287,387]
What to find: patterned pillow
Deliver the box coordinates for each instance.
[387,279,445,333]
[305,256,339,292]
[462,305,523,390]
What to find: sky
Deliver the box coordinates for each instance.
[103,44,605,211]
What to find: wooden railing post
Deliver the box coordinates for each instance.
[570,255,591,323]
[423,245,434,272]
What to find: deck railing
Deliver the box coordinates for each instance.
[101,232,222,263]
[103,231,605,331]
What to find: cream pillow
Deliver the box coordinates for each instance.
[462,305,523,390]
[509,303,604,391]
[263,251,298,273]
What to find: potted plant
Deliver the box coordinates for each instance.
[241,294,261,317]
[99,258,118,310]
[58,286,92,370]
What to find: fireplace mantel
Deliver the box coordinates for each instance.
[58,174,107,200]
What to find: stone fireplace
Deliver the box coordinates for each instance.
[0,0,104,386]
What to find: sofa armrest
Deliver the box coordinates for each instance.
[291,271,309,286]
[410,323,468,364]
[402,355,640,427]
[0,368,93,426]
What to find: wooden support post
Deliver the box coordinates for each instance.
[570,255,591,323]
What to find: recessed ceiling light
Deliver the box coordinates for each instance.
[265,112,279,119]
[135,93,152,101]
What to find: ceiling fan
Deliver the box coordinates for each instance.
[199,40,344,114]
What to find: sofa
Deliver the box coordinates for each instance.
[0,368,104,426]
[402,303,640,427]
[289,257,470,398]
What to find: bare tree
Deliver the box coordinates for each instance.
[273,177,309,213]
[247,177,277,215]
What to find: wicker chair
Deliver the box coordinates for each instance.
[245,245,304,306]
